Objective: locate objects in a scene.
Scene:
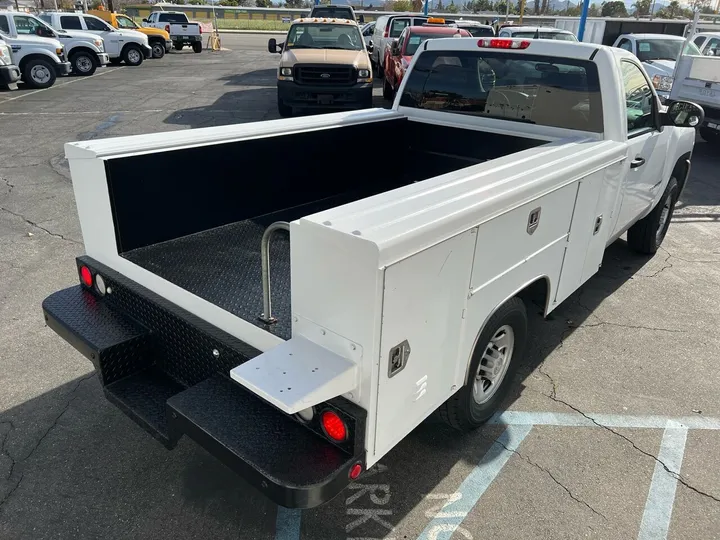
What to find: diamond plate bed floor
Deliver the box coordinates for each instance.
[121,193,365,341]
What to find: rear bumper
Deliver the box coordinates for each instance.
[171,34,202,43]
[41,256,366,508]
[277,80,373,110]
[0,64,21,84]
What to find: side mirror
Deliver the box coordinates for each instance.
[142,18,148,23]
[268,38,277,53]
[390,41,400,57]
[366,41,374,54]
[664,100,704,128]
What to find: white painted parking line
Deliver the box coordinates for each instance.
[416,424,534,540]
[275,507,301,540]
[492,411,720,430]
[0,67,123,105]
[637,421,688,540]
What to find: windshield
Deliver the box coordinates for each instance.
[405,32,462,56]
[464,27,494,37]
[513,31,577,41]
[636,39,701,61]
[116,16,139,29]
[399,50,603,133]
[285,23,363,51]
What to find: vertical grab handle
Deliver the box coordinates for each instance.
[258,221,290,325]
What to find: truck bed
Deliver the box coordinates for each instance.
[106,117,544,339]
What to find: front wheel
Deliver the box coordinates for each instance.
[277,95,292,118]
[123,45,144,66]
[70,51,97,76]
[627,177,679,255]
[151,41,166,59]
[192,42,202,53]
[699,127,720,145]
[22,58,56,89]
[439,297,527,432]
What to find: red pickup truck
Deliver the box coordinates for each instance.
[382,25,470,100]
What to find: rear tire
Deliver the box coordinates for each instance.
[627,176,679,255]
[439,297,527,432]
[382,77,393,100]
[192,42,202,53]
[123,45,144,66]
[22,58,56,89]
[151,41,166,59]
[699,127,720,145]
[70,51,97,76]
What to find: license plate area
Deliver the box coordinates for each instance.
[317,94,334,105]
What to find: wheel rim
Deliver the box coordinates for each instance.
[473,325,515,405]
[128,49,141,63]
[76,55,92,73]
[31,65,51,83]
[152,44,163,57]
[656,187,674,244]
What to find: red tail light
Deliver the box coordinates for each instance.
[383,26,389,38]
[80,266,93,287]
[165,24,170,33]
[321,410,347,442]
[477,38,530,49]
[199,25,203,34]
[349,463,362,480]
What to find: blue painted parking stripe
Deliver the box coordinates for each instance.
[637,422,688,540]
[416,424,533,540]
[275,507,302,540]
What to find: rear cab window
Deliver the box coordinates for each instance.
[158,13,189,23]
[311,7,354,20]
[399,50,604,133]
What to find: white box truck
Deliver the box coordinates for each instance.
[42,37,702,508]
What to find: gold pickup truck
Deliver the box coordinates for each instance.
[269,18,374,117]
[88,9,171,59]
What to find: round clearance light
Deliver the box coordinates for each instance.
[95,274,107,296]
[80,266,93,287]
[296,407,314,423]
[349,463,362,480]
[321,410,347,442]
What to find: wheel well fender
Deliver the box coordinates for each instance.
[462,276,550,384]
[18,53,56,72]
[68,46,97,60]
[671,151,692,198]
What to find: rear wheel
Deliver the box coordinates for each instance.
[123,45,144,66]
[192,42,203,53]
[627,176,679,255]
[151,41,166,59]
[70,51,96,76]
[22,58,56,89]
[699,127,720,145]
[439,297,527,431]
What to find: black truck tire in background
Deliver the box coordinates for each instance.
[699,127,720,145]
[21,57,57,89]
[174,43,184,51]
[192,42,202,53]
[439,297,528,432]
[123,44,144,66]
[70,51,97,76]
[150,40,166,59]
[277,93,292,117]
[627,176,679,255]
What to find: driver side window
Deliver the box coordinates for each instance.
[0,15,9,34]
[83,17,109,31]
[617,39,633,52]
[13,15,42,35]
[621,61,656,137]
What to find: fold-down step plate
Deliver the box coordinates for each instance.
[229,336,357,414]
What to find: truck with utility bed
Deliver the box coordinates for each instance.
[142,11,202,53]
[43,37,702,508]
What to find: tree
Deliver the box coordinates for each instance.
[256,0,271,5]
[631,0,651,16]
[601,0,628,16]
[285,0,305,7]
[188,0,204,4]
[447,0,459,11]
[436,0,444,9]
[689,0,711,12]
[392,0,413,10]
[667,0,680,16]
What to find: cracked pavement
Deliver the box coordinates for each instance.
[1,33,719,540]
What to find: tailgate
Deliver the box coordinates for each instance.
[171,22,200,35]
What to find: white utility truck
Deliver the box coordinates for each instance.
[43,37,702,508]
[670,49,720,144]
[0,35,21,89]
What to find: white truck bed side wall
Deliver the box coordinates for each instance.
[670,55,720,109]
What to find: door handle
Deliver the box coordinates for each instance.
[630,157,646,169]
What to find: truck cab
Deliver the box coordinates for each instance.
[0,34,21,88]
[612,33,702,103]
[88,9,171,59]
[269,18,374,117]
[42,11,151,67]
[0,12,70,88]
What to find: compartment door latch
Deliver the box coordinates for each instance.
[388,340,411,378]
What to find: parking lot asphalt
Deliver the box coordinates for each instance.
[1,33,719,540]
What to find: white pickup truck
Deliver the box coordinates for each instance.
[142,11,202,53]
[0,36,21,88]
[43,37,702,508]
[0,13,70,88]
